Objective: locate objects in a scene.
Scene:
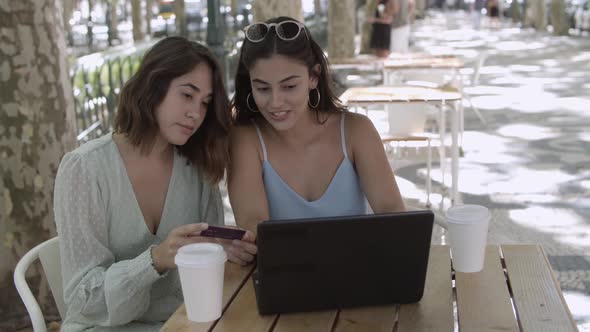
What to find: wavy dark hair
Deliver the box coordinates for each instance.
[114,37,230,183]
[231,16,345,125]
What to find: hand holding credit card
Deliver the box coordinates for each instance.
[199,225,246,240]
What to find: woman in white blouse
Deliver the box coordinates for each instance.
[53,37,256,331]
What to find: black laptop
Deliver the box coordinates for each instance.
[253,210,434,315]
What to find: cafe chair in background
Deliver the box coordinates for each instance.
[14,236,65,332]
[461,52,488,126]
[382,103,434,207]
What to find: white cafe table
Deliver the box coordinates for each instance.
[339,85,463,204]
[382,56,465,86]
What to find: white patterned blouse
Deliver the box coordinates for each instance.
[53,133,223,331]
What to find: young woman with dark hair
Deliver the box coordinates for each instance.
[228,17,405,235]
[54,37,256,331]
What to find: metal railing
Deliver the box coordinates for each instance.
[70,13,246,143]
[71,43,154,143]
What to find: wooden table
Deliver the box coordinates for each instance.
[339,85,462,204]
[162,245,577,332]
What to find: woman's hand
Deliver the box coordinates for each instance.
[213,230,258,266]
[151,223,210,274]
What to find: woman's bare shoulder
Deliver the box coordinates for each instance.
[344,111,376,135]
[230,123,258,145]
[229,122,266,164]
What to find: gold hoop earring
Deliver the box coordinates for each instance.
[308,88,320,109]
[247,92,259,113]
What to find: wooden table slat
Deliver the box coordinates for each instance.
[160,263,254,332]
[397,245,454,332]
[333,305,398,332]
[273,310,338,332]
[212,276,277,332]
[501,245,578,332]
[455,245,519,332]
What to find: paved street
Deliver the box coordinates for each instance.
[392,10,590,330]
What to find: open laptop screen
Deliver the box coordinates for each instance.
[254,210,434,314]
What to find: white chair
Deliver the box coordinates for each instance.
[14,236,65,332]
[383,103,434,207]
[382,135,433,207]
[351,102,434,207]
[462,52,488,126]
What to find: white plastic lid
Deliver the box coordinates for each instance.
[445,204,490,224]
[175,243,227,268]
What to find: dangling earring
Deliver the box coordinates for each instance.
[247,92,259,113]
[308,88,320,109]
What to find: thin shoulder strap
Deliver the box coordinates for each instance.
[252,122,268,161]
[340,112,349,159]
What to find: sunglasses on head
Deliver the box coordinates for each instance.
[243,20,308,43]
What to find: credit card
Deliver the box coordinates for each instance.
[200,225,246,240]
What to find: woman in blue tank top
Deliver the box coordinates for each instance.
[228,16,405,234]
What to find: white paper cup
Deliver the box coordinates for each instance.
[445,205,490,273]
[175,243,227,322]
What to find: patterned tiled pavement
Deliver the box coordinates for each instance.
[223,10,590,330]
[408,13,590,328]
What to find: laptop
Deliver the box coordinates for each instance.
[253,210,434,315]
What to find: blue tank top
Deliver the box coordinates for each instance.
[254,113,367,220]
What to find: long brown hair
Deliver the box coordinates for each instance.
[231,16,345,125]
[115,37,230,183]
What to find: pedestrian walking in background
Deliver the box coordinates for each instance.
[368,0,395,58]
[487,0,500,27]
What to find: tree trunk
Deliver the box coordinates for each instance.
[107,0,119,46]
[62,0,74,45]
[314,0,323,14]
[131,0,144,41]
[87,0,94,50]
[415,0,426,18]
[175,0,187,37]
[252,0,303,22]
[534,0,547,30]
[0,0,77,327]
[230,0,239,16]
[549,0,569,35]
[510,0,522,23]
[360,0,379,54]
[146,0,153,36]
[328,0,356,58]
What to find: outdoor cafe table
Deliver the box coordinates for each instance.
[339,85,463,204]
[329,53,460,72]
[161,245,577,332]
[382,56,465,86]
